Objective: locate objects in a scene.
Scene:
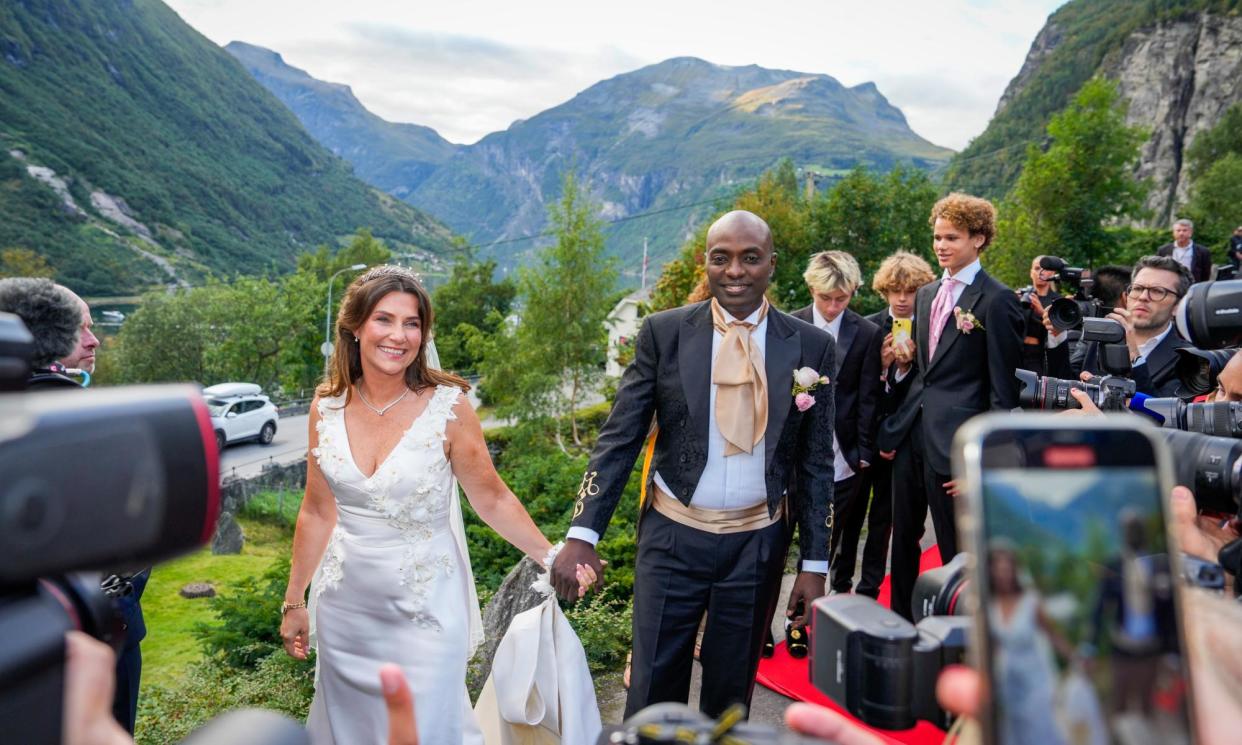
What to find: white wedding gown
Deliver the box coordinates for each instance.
[306,384,485,745]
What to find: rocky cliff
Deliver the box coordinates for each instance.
[945,0,1242,222]
[1099,12,1242,223]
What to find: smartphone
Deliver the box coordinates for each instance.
[954,414,1195,745]
[891,317,913,348]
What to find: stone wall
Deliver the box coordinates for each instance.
[211,458,307,554]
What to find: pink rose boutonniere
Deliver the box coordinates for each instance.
[792,366,829,412]
[954,307,984,334]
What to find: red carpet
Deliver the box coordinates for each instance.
[756,547,946,745]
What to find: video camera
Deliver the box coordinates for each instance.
[808,554,971,731]
[0,312,290,743]
[1038,256,1111,332]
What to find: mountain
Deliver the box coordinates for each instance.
[0,0,456,296]
[944,0,1242,225]
[232,52,953,272]
[225,42,459,198]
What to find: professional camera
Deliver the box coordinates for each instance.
[911,553,970,621]
[1176,279,1242,349]
[0,313,226,743]
[1159,429,1242,517]
[1175,347,1238,396]
[596,703,820,744]
[1016,369,1136,412]
[1038,256,1111,332]
[1131,397,1242,438]
[809,594,969,731]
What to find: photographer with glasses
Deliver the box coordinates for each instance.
[1044,256,1193,397]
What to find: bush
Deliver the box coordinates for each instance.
[194,556,293,670]
[564,595,634,675]
[136,651,314,745]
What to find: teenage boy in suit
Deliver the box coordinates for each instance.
[885,194,1023,617]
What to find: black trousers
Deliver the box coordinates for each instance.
[890,421,959,620]
[112,644,141,734]
[854,459,893,598]
[626,507,790,719]
[827,474,862,593]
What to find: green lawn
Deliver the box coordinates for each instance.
[142,494,297,687]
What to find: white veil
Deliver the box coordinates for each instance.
[425,337,486,655]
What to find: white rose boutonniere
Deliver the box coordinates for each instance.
[954,307,984,334]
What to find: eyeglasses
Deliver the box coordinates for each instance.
[1125,284,1182,302]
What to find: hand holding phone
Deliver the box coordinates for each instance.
[954,415,1195,745]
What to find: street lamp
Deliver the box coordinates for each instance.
[323,264,367,373]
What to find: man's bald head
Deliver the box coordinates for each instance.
[707,210,774,253]
[704,210,776,317]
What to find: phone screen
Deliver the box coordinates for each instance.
[975,427,1192,745]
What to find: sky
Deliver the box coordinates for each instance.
[167,0,1067,152]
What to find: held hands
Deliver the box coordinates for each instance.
[551,538,605,601]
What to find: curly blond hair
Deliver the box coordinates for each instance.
[929,193,997,249]
[871,251,937,296]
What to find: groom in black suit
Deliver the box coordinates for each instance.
[886,194,1023,587]
[551,210,836,718]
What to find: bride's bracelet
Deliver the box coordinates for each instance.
[542,541,565,570]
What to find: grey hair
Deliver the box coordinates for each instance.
[0,277,81,366]
[1173,218,1194,230]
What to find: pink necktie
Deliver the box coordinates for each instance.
[927,277,959,361]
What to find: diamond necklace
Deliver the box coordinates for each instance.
[355,385,409,416]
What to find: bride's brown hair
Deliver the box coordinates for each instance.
[317,265,469,405]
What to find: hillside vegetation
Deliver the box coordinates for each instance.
[944,0,1242,200]
[0,0,455,295]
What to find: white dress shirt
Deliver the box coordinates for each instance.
[811,304,854,483]
[1172,242,1194,273]
[568,305,828,573]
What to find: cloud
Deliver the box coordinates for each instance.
[275,26,644,143]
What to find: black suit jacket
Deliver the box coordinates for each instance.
[1080,327,1191,397]
[571,301,837,561]
[885,269,1024,474]
[792,306,882,469]
[1158,241,1212,283]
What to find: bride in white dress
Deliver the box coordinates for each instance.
[279,266,594,744]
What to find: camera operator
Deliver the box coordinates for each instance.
[0,277,82,388]
[1044,257,1192,397]
[1017,256,1062,375]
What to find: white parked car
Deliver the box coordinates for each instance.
[203,383,279,452]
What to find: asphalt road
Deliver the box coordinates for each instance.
[218,413,310,481]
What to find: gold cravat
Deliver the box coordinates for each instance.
[710,298,769,456]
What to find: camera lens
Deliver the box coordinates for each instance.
[1160,429,1242,515]
[1175,348,1237,396]
[1184,401,1242,438]
[1047,297,1083,332]
[1176,280,1242,350]
[911,554,970,623]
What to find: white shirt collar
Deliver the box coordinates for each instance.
[811,303,845,338]
[718,302,767,328]
[943,258,983,285]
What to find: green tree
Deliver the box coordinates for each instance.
[479,173,618,450]
[431,258,516,376]
[993,78,1148,286]
[0,247,55,278]
[1184,103,1242,246]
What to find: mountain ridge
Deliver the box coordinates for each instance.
[229,48,954,272]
